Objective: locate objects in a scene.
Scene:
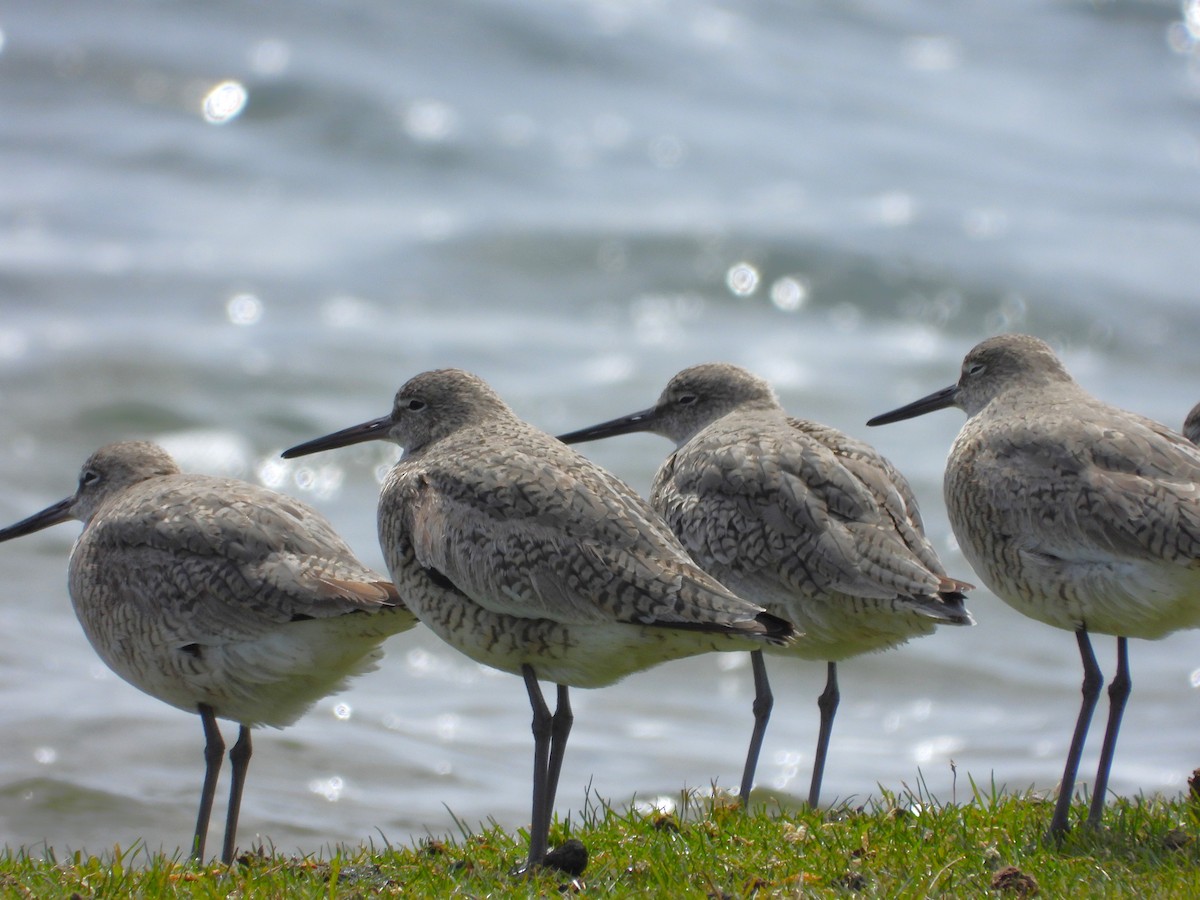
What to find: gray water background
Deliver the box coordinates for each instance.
[2,0,1200,859]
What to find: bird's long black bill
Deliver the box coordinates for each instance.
[866,384,959,426]
[556,406,658,445]
[281,415,393,459]
[0,496,74,542]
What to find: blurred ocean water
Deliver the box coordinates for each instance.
[2,0,1200,858]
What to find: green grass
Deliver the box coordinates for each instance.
[4,780,1200,898]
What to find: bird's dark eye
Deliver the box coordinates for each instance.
[677,394,698,406]
[406,399,426,411]
[80,469,100,487]
[965,363,985,377]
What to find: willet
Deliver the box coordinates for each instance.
[0,441,417,864]
[557,363,973,808]
[868,333,1200,838]
[1183,401,1200,445]
[281,368,795,874]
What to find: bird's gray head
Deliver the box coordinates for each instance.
[0,440,181,539]
[868,334,1075,427]
[387,369,512,452]
[558,362,780,448]
[69,441,182,523]
[650,364,780,445]
[952,334,1074,416]
[282,368,513,459]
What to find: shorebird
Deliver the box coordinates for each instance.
[1183,401,1200,445]
[0,441,417,864]
[557,363,973,809]
[867,333,1200,838]
[281,368,794,874]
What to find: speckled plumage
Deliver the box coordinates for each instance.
[0,441,416,863]
[282,369,793,873]
[558,362,971,808]
[868,332,1200,838]
[873,335,1200,640]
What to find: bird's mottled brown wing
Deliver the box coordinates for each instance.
[398,428,780,633]
[76,475,413,646]
[656,413,954,601]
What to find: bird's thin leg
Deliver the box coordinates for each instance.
[738,650,774,807]
[808,661,840,809]
[221,725,253,865]
[1086,636,1130,829]
[544,684,573,830]
[521,665,553,873]
[193,704,225,863]
[1047,628,1103,840]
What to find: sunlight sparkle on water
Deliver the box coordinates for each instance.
[631,292,705,346]
[256,457,288,490]
[0,328,29,362]
[582,354,635,384]
[963,207,1009,240]
[227,292,263,326]
[34,747,57,765]
[333,703,352,721]
[403,99,459,143]
[405,647,437,677]
[983,293,1028,332]
[913,735,964,764]
[725,262,760,297]
[309,775,344,802]
[870,191,916,227]
[202,80,248,124]
[633,796,677,815]
[627,718,669,740]
[769,276,808,311]
[291,464,345,500]
[160,430,251,478]
[321,294,372,329]
[771,749,803,790]
[1032,738,1058,759]
[716,652,746,672]
[436,713,459,741]
[900,35,962,72]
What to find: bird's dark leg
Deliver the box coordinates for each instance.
[809,661,840,809]
[1086,636,1130,828]
[221,725,253,864]
[521,665,553,874]
[544,684,573,829]
[1047,628,1103,840]
[738,650,775,807]
[193,704,225,863]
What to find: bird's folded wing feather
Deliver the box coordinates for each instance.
[658,420,952,600]
[402,453,768,628]
[81,480,404,646]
